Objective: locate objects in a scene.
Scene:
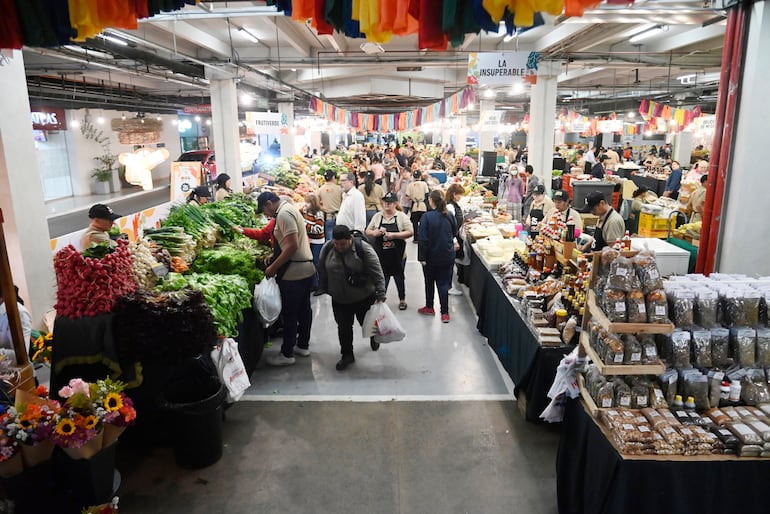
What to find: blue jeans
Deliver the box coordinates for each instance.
[366,209,378,226]
[384,259,406,300]
[422,261,453,314]
[277,276,314,357]
[324,218,336,241]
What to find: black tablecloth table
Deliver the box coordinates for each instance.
[471,251,574,422]
[629,174,667,196]
[557,398,770,514]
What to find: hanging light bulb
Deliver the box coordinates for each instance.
[97,116,105,124]
[627,112,636,119]
[484,89,495,99]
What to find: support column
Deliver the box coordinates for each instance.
[716,2,769,273]
[455,115,467,156]
[0,51,57,325]
[528,61,560,193]
[479,99,496,153]
[278,102,296,158]
[207,70,242,191]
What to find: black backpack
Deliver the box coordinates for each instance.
[319,230,370,287]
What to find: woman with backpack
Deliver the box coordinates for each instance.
[417,190,458,324]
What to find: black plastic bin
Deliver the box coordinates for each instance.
[160,375,226,469]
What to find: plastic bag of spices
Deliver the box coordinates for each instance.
[623,335,643,365]
[691,328,713,368]
[756,327,770,366]
[695,289,719,329]
[640,335,659,364]
[668,331,692,368]
[633,249,664,294]
[646,289,669,324]
[731,327,756,367]
[608,255,636,292]
[626,290,647,323]
[599,246,620,277]
[670,289,696,328]
[710,327,731,368]
[614,380,632,409]
[604,287,627,322]
[603,333,625,365]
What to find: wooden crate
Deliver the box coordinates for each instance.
[587,291,675,335]
[579,332,665,376]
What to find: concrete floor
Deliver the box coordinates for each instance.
[115,242,562,513]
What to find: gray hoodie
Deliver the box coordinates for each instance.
[319,239,386,304]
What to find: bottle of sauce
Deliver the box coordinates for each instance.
[613,238,622,251]
[622,230,632,251]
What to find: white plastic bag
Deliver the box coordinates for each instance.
[254,277,281,327]
[362,302,406,344]
[211,338,250,402]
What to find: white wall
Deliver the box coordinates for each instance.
[65,109,180,194]
[717,1,770,273]
[0,51,57,327]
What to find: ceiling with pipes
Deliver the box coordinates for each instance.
[22,0,727,120]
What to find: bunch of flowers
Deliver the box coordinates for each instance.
[92,378,136,428]
[0,405,19,462]
[53,379,103,449]
[7,386,60,446]
[30,330,53,364]
[82,497,119,514]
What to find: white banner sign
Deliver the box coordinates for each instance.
[246,111,287,136]
[695,115,716,132]
[170,161,202,203]
[467,52,539,86]
[480,110,504,128]
[598,120,624,133]
[571,121,589,133]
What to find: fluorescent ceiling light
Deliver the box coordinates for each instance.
[239,28,259,43]
[629,25,668,43]
[99,34,128,46]
[63,45,114,60]
[627,112,636,119]
[484,89,495,99]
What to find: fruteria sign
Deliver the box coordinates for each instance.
[246,111,288,136]
[467,52,539,86]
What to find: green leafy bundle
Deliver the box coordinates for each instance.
[191,244,265,289]
[156,272,253,337]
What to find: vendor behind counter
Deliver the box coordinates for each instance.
[578,191,625,251]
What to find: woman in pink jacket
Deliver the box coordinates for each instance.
[506,170,525,220]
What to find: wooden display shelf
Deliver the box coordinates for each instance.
[587,291,675,335]
[580,332,666,376]
[582,400,766,462]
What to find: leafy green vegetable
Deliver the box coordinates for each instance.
[82,242,114,259]
[108,226,121,236]
[156,272,252,337]
[191,244,265,289]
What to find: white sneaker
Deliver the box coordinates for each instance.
[266,353,296,366]
[294,346,311,357]
[448,287,463,296]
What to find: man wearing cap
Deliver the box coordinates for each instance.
[551,190,583,230]
[527,184,554,235]
[318,169,343,241]
[336,171,366,232]
[255,192,315,366]
[318,225,387,371]
[580,191,625,251]
[365,192,414,311]
[81,204,120,249]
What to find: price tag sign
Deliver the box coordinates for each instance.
[151,263,169,278]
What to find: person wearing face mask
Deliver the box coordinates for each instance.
[365,192,414,311]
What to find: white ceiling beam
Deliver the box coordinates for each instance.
[533,23,590,52]
[558,66,606,83]
[150,21,232,58]
[263,17,311,57]
[645,23,726,53]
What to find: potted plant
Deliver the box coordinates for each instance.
[90,154,117,195]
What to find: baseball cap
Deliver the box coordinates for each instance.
[553,190,570,202]
[256,191,280,214]
[382,192,398,203]
[533,184,546,195]
[584,191,606,210]
[194,186,212,198]
[88,204,120,221]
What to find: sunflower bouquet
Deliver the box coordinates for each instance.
[91,378,136,448]
[30,330,53,365]
[6,386,61,467]
[0,405,22,477]
[54,379,105,459]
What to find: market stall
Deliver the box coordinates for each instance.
[551,244,770,512]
